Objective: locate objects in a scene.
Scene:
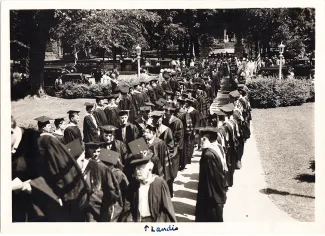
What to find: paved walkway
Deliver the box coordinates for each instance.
[172,124,296,222]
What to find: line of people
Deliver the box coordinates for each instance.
[11,59,251,222]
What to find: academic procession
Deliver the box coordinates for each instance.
[11,56,254,223]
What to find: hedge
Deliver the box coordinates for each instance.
[58,82,112,99]
[247,76,314,108]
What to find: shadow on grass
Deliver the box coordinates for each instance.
[260,188,315,199]
[295,173,315,183]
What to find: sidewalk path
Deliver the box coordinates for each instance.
[172,124,296,222]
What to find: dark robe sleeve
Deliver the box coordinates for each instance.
[150,177,177,222]
[197,149,226,206]
[37,135,89,221]
[83,116,99,143]
[98,162,121,222]
[63,126,82,145]
[170,119,184,150]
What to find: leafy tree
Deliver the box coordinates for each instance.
[11,10,55,97]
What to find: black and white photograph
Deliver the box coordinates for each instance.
[1,0,325,234]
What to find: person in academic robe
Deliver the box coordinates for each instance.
[100,125,128,170]
[83,102,100,143]
[139,81,150,103]
[161,71,173,91]
[163,105,184,183]
[74,141,121,222]
[143,124,174,195]
[117,87,137,124]
[52,118,66,143]
[11,116,42,222]
[104,94,121,127]
[150,111,176,197]
[134,106,151,138]
[169,71,179,92]
[175,98,193,171]
[36,134,90,222]
[115,110,140,150]
[130,82,145,112]
[98,149,129,222]
[146,83,157,103]
[93,96,109,127]
[151,78,165,101]
[195,127,228,222]
[63,110,83,145]
[120,155,176,222]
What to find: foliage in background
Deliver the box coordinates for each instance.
[247,77,314,108]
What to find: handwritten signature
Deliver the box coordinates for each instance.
[144,225,179,232]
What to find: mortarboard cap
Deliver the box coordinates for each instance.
[229,90,241,98]
[67,110,80,115]
[185,98,194,104]
[133,82,140,87]
[118,110,130,116]
[165,91,174,96]
[85,102,95,108]
[129,153,151,166]
[199,126,219,134]
[221,103,235,113]
[177,97,186,103]
[140,106,151,112]
[149,110,164,117]
[95,96,105,100]
[99,148,119,166]
[101,125,117,133]
[145,123,156,132]
[164,105,176,112]
[34,116,53,123]
[54,117,65,127]
[65,139,83,159]
[85,142,105,149]
[128,137,149,156]
[212,109,227,116]
[150,78,158,83]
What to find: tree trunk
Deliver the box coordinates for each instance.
[29,10,54,96]
[112,47,117,66]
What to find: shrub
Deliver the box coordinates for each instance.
[247,76,314,108]
[59,82,112,99]
[11,78,30,101]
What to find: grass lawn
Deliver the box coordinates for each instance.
[11,74,158,131]
[12,97,94,133]
[252,103,315,222]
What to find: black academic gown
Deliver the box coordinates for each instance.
[93,107,109,127]
[161,80,172,91]
[148,137,174,182]
[37,134,89,222]
[12,128,41,222]
[167,116,184,179]
[176,110,193,169]
[63,123,82,145]
[83,159,121,222]
[118,95,137,124]
[111,167,129,222]
[122,176,177,222]
[83,114,100,143]
[134,117,146,138]
[195,147,227,222]
[104,105,121,127]
[115,123,140,149]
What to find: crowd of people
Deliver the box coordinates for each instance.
[11,56,252,223]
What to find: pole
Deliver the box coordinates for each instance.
[137,55,140,79]
[279,53,282,81]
